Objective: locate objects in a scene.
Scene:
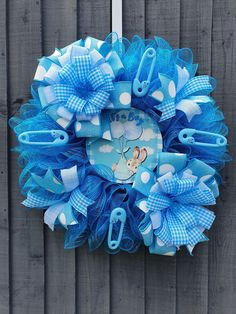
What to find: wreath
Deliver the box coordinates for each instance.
[10,33,230,255]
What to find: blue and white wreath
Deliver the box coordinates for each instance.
[10,33,230,255]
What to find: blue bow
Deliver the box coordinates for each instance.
[133,153,218,255]
[23,186,94,230]
[150,71,216,122]
[44,187,94,230]
[22,162,94,229]
[51,55,114,116]
[34,37,132,138]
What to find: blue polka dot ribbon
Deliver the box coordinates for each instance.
[150,71,216,122]
[33,36,132,138]
[22,165,95,229]
[133,152,218,255]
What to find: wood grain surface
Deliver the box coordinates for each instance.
[0,0,235,313]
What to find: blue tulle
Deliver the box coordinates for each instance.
[108,34,230,170]
[9,33,230,253]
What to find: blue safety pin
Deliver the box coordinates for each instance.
[108,207,127,250]
[178,128,227,147]
[133,47,156,97]
[18,130,69,146]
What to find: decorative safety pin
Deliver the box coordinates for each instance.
[133,47,156,97]
[108,207,127,250]
[178,128,227,147]
[18,130,69,146]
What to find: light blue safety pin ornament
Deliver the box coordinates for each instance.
[18,130,69,146]
[133,48,156,97]
[178,128,227,147]
[108,207,127,250]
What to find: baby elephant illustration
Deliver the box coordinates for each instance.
[127,146,147,174]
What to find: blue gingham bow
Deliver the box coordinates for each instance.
[34,37,132,138]
[146,173,215,246]
[133,153,218,255]
[53,54,114,117]
[38,48,115,118]
[22,165,94,229]
[150,71,216,122]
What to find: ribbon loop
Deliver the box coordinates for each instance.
[147,192,171,212]
[162,176,196,195]
[176,75,216,102]
[74,55,92,82]
[70,188,94,217]
[54,84,76,102]
[60,165,79,192]
[65,95,86,113]
[58,63,78,86]
[88,67,106,90]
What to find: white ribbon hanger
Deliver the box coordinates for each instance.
[112,0,123,38]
